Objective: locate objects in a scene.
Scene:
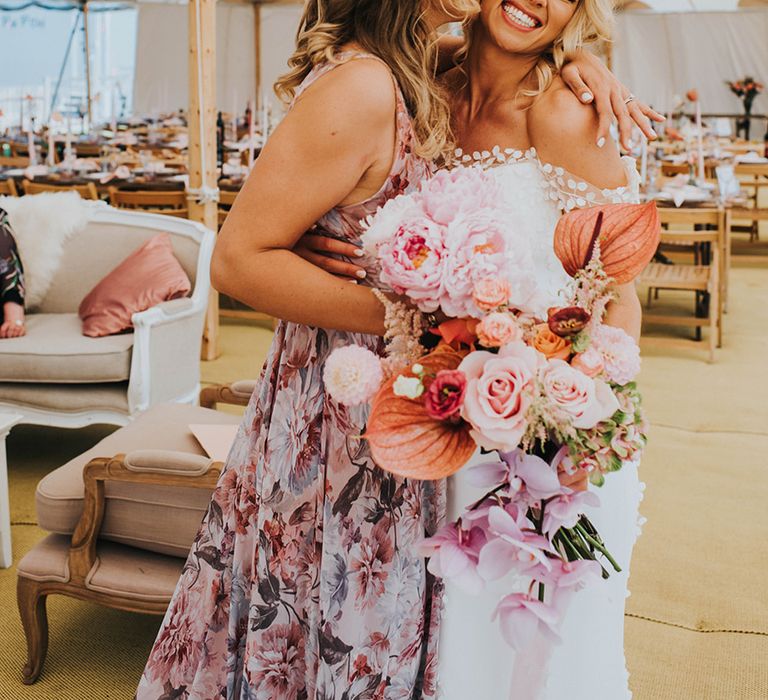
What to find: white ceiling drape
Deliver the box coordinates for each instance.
[133,1,257,115]
[613,9,768,115]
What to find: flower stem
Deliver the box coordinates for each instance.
[574,523,622,572]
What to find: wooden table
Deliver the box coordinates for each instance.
[0,413,21,568]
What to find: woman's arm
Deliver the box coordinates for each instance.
[529,84,642,340]
[211,59,399,336]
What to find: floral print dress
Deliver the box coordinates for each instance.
[136,52,442,700]
[0,207,25,322]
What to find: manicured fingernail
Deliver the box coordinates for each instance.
[597,137,606,148]
[581,92,593,103]
[649,129,658,139]
[353,249,364,257]
[356,270,367,279]
[347,279,358,284]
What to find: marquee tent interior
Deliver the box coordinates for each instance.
[0,1,766,699]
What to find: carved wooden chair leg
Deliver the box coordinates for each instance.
[17,577,50,685]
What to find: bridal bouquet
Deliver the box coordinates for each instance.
[323,165,660,650]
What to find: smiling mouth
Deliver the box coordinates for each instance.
[501,1,542,30]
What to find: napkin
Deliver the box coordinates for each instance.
[23,164,50,180]
[99,166,132,184]
[189,424,238,463]
[736,152,768,164]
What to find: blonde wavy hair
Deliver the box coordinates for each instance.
[275,0,480,160]
[522,0,615,98]
[460,0,614,98]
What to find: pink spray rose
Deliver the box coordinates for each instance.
[571,345,604,378]
[477,312,522,348]
[459,342,543,452]
[424,369,467,421]
[473,278,511,312]
[539,360,619,430]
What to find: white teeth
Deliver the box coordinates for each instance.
[502,2,538,29]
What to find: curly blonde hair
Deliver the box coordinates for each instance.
[522,0,615,98]
[275,0,480,160]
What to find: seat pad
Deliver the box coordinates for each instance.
[36,401,243,557]
[0,313,134,383]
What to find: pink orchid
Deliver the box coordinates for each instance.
[502,449,564,501]
[541,490,600,538]
[493,593,561,650]
[531,558,602,591]
[478,505,553,581]
[420,522,486,595]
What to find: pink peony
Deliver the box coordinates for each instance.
[323,345,383,406]
[459,342,542,452]
[377,217,447,312]
[571,345,604,378]
[592,325,641,385]
[473,278,511,312]
[477,312,522,348]
[419,166,502,225]
[424,369,467,420]
[539,360,619,430]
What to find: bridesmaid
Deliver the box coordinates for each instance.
[137,1,475,698]
[0,208,26,339]
[137,1,662,697]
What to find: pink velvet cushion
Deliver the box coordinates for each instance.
[79,233,191,337]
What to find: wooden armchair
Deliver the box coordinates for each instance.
[17,381,254,684]
[22,180,99,200]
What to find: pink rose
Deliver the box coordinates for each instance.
[459,342,542,452]
[476,312,521,348]
[473,278,511,312]
[540,360,619,430]
[378,217,446,312]
[424,369,467,420]
[571,346,604,378]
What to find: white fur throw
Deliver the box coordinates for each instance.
[0,191,94,310]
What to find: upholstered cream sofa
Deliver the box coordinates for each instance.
[0,204,215,428]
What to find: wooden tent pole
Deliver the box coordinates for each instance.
[82,0,93,124]
[188,0,220,360]
[254,3,262,98]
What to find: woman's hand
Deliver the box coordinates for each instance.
[293,232,368,281]
[1,301,26,338]
[561,51,665,151]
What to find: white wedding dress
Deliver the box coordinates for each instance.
[436,148,646,700]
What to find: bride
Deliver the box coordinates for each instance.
[435,1,644,698]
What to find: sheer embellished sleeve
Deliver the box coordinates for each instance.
[538,156,641,213]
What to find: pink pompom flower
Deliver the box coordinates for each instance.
[592,325,641,386]
[323,345,383,406]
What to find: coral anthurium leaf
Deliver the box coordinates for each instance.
[364,348,476,479]
[554,202,661,284]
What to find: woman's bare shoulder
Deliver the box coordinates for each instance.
[528,76,627,189]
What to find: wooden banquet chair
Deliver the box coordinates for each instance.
[22,180,99,200]
[637,207,726,362]
[108,187,188,218]
[16,381,255,684]
[0,156,29,168]
[730,163,768,242]
[0,179,19,197]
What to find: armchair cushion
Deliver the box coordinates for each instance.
[17,533,184,602]
[36,401,240,557]
[0,313,133,383]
